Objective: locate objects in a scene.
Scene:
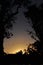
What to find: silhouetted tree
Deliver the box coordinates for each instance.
[0,0,20,55]
[16,50,23,55]
[27,43,39,55]
[24,4,43,55]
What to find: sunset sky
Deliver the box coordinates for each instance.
[3,0,43,54]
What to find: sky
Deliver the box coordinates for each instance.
[3,0,43,54]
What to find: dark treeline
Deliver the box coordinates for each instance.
[0,52,43,65]
[0,45,43,65]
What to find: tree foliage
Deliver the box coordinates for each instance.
[0,0,20,55]
[24,4,43,55]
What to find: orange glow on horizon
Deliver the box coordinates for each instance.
[4,33,35,54]
[11,49,25,54]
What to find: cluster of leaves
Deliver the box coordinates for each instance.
[24,4,43,55]
[0,0,19,39]
[0,0,31,39]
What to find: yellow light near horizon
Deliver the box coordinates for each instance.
[4,33,35,54]
[11,49,24,54]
